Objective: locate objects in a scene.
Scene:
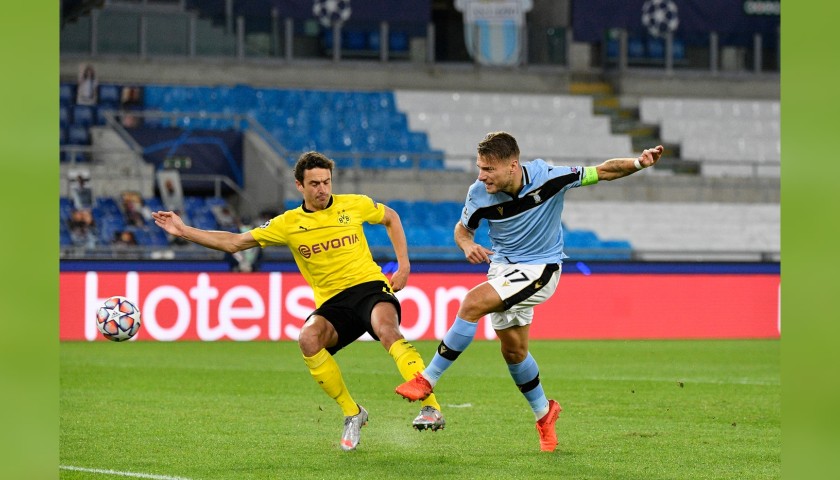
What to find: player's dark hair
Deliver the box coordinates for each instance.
[294,151,335,183]
[477,131,520,163]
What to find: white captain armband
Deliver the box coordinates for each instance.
[581,166,599,186]
[634,158,645,170]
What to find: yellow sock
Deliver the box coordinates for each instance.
[303,349,359,417]
[388,339,442,411]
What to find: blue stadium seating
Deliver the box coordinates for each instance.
[60,106,71,127]
[67,125,90,145]
[60,229,73,247]
[284,199,301,211]
[60,84,74,106]
[363,224,391,248]
[60,194,633,259]
[141,85,442,169]
[98,84,121,107]
[72,105,95,127]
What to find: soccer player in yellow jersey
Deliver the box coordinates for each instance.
[152,151,444,451]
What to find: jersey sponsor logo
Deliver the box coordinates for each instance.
[297,234,360,258]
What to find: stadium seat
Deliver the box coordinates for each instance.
[406,227,435,247]
[183,196,206,211]
[284,199,301,211]
[60,106,71,127]
[99,84,121,107]
[72,105,95,127]
[565,230,600,249]
[628,37,645,58]
[191,209,218,230]
[363,224,391,248]
[144,227,170,247]
[646,37,664,59]
[97,220,125,245]
[389,30,409,52]
[60,84,74,106]
[344,30,368,50]
[60,229,73,247]
[95,107,116,125]
[67,125,90,145]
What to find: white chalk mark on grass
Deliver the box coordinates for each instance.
[60,465,194,480]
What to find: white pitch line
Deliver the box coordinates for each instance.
[59,465,194,480]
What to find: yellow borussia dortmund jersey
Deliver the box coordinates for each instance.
[250,194,388,307]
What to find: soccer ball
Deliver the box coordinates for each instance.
[313,0,352,28]
[641,0,679,38]
[96,296,142,342]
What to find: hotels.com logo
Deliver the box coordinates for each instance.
[59,271,780,342]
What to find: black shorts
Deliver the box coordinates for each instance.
[309,280,401,355]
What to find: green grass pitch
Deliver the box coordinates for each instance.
[60,339,779,479]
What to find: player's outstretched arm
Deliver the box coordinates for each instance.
[379,206,410,292]
[455,222,493,264]
[594,145,664,181]
[151,210,259,253]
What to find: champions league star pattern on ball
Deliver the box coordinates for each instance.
[313,0,352,27]
[641,0,679,38]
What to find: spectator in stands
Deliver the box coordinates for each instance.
[68,169,94,210]
[76,64,98,106]
[158,172,185,213]
[112,230,138,248]
[223,216,264,273]
[152,151,445,451]
[67,208,97,248]
[119,86,144,128]
[211,205,239,232]
[120,191,151,227]
[395,132,663,452]
[211,206,263,272]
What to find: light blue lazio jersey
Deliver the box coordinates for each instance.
[460,159,598,264]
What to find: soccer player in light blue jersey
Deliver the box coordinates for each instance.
[396,131,663,452]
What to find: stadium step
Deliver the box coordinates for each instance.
[572,80,692,176]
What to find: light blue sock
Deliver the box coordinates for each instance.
[424,317,478,385]
[508,353,549,420]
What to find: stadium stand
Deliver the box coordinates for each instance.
[639,97,780,178]
[397,90,634,168]
[58,0,778,263]
[140,85,446,170]
[57,79,781,261]
[562,201,779,261]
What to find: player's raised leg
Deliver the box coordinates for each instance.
[394,316,478,401]
[396,282,501,401]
